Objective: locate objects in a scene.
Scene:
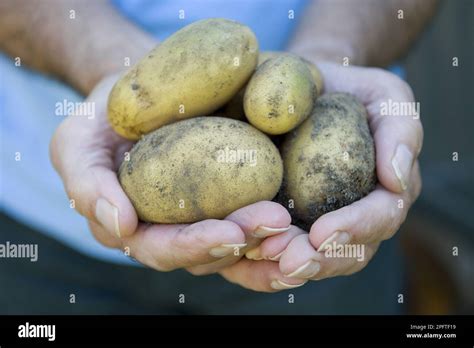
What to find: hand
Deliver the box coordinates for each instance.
[50,74,307,292]
[270,62,423,281]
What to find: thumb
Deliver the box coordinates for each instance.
[50,93,138,239]
[69,165,138,239]
[368,73,423,194]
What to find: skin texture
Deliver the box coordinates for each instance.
[108,18,259,139]
[119,117,283,223]
[278,92,376,230]
[244,55,317,135]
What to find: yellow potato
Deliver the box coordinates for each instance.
[244,55,317,135]
[220,51,323,120]
[278,93,376,230]
[108,18,259,139]
[119,117,283,223]
[258,51,324,95]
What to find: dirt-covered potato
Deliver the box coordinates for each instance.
[108,18,259,140]
[119,117,283,223]
[278,93,376,230]
[244,55,317,135]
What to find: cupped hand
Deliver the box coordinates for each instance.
[264,62,423,282]
[50,74,307,292]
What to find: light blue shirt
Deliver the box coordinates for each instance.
[0,0,308,264]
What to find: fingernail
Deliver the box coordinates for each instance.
[270,279,307,290]
[317,231,351,252]
[95,198,121,238]
[245,247,263,260]
[209,243,247,258]
[268,251,284,261]
[285,260,321,278]
[253,225,291,238]
[391,144,413,191]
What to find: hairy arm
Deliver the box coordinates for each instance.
[0,0,155,94]
[289,0,438,66]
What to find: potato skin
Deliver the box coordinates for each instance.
[108,18,259,140]
[119,117,283,223]
[278,93,376,230]
[258,51,324,95]
[244,55,317,135]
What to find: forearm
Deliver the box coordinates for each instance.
[0,0,156,94]
[289,0,438,66]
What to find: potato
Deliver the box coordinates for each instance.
[119,117,283,223]
[108,18,259,140]
[244,55,317,135]
[220,52,323,120]
[258,51,324,95]
[278,93,376,230]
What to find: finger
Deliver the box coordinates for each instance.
[219,258,307,293]
[309,162,421,249]
[245,225,306,261]
[188,225,303,276]
[279,234,379,280]
[308,242,379,280]
[88,221,122,249]
[52,147,138,240]
[50,94,138,240]
[225,201,291,238]
[366,71,423,194]
[278,234,322,279]
[122,219,247,272]
[309,187,405,248]
[225,201,291,256]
